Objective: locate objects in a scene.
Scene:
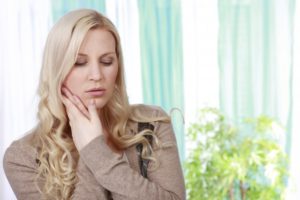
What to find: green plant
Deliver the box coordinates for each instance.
[185,108,288,200]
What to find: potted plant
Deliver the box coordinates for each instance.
[184,108,288,200]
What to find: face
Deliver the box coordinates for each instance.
[63,28,119,110]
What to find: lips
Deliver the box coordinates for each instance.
[86,88,106,97]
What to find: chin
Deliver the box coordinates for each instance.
[94,99,108,109]
[82,98,107,110]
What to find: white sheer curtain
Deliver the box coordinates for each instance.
[181,0,219,135]
[286,1,300,199]
[0,0,52,199]
[105,0,143,104]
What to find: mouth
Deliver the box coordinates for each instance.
[86,88,106,97]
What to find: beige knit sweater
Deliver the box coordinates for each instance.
[3,105,186,199]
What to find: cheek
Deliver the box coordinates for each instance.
[63,71,84,96]
[110,66,119,85]
[104,67,118,101]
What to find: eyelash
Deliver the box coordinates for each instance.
[74,60,113,67]
[102,61,113,66]
[74,62,86,66]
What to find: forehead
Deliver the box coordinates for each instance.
[78,28,116,54]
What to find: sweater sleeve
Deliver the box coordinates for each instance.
[3,142,42,200]
[79,106,186,200]
[72,157,110,199]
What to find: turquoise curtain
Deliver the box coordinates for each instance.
[51,0,106,22]
[138,0,185,161]
[218,0,294,152]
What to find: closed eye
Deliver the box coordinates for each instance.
[74,62,87,66]
[100,58,114,66]
[101,61,113,66]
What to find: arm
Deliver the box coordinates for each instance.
[79,107,186,200]
[72,157,110,199]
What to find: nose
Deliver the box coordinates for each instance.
[88,62,102,81]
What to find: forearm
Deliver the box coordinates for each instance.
[72,158,109,199]
[79,135,185,200]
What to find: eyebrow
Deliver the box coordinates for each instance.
[77,52,116,57]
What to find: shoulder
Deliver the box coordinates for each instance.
[130,104,170,118]
[129,104,174,138]
[3,131,39,173]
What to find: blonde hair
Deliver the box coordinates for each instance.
[34,9,170,199]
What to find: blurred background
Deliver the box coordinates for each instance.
[0,0,299,199]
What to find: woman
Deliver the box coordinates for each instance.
[3,9,185,200]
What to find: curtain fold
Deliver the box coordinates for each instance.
[286,0,300,198]
[181,0,219,138]
[218,0,296,198]
[218,0,294,145]
[105,0,143,104]
[137,0,185,160]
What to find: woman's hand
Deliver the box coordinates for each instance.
[61,87,103,151]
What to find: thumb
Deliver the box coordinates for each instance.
[88,99,99,122]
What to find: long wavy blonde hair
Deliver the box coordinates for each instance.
[33,9,170,199]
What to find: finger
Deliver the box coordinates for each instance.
[62,87,89,119]
[61,90,74,110]
[73,95,90,119]
[62,93,85,121]
[61,94,68,106]
[62,97,75,121]
[88,99,99,122]
[61,88,73,108]
[62,87,76,102]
